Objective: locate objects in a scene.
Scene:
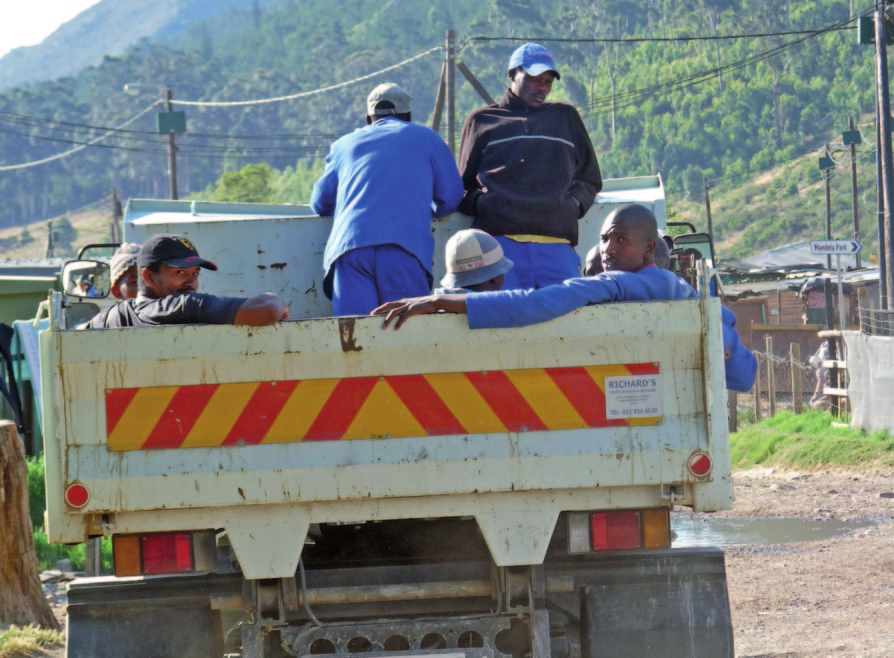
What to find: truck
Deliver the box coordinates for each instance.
[30,174,736,657]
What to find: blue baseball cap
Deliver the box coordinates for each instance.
[508,43,560,80]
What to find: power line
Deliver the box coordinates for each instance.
[575,13,861,119]
[0,103,160,171]
[172,46,444,108]
[461,26,853,48]
[0,110,339,141]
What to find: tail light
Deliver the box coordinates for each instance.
[688,452,713,477]
[567,508,671,554]
[113,531,217,577]
[64,483,90,508]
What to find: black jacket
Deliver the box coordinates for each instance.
[457,89,602,246]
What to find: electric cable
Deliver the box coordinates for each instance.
[0,103,161,171]
[172,46,444,107]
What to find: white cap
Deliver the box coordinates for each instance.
[110,242,141,286]
[440,229,513,289]
[367,83,412,116]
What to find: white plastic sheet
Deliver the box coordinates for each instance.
[844,330,894,434]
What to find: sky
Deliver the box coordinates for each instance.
[0,0,102,59]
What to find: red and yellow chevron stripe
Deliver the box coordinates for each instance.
[104,363,660,451]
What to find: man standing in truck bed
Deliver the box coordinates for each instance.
[458,43,602,290]
[311,82,463,316]
[82,234,289,328]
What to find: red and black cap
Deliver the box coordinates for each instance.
[137,234,218,272]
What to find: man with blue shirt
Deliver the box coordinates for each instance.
[373,204,756,393]
[311,82,463,316]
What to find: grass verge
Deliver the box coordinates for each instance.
[0,625,63,658]
[730,410,894,470]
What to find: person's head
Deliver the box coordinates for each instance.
[653,233,671,270]
[440,229,514,292]
[584,244,603,276]
[137,234,218,299]
[76,275,90,292]
[366,83,412,124]
[600,204,659,273]
[110,242,141,300]
[508,43,560,110]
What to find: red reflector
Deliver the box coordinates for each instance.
[140,533,193,575]
[591,511,642,551]
[64,483,89,508]
[688,452,713,476]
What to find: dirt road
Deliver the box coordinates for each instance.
[36,468,894,658]
[721,467,894,658]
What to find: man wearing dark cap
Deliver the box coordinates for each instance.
[458,43,602,291]
[311,82,463,316]
[82,234,289,328]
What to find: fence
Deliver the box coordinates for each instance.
[732,346,846,426]
[860,307,894,336]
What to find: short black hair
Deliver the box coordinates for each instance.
[368,101,411,123]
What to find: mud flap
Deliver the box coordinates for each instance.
[66,575,233,658]
[578,547,734,658]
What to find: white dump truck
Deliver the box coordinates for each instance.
[35,175,735,657]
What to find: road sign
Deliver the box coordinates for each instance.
[810,240,862,256]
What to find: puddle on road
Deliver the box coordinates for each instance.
[671,516,875,547]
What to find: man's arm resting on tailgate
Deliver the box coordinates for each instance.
[234,293,290,326]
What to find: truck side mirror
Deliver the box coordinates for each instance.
[62,260,112,299]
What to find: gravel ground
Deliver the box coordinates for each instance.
[34,467,894,658]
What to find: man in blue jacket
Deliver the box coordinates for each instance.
[373,204,756,392]
[311,83,463,315]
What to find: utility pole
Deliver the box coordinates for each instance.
[110,188,123,242]
[44,220,54,258]
[877,107,888,307]
[703,175,716,262]
[822,143,840,416]
[847,117,862,268]
[446,30,456,159]
[165,87,179,200]
[875,0,894,309]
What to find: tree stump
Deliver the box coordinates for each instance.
[0,421,60,630]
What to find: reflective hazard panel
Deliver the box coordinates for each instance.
[105,363,661,451]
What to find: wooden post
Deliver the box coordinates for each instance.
[754,354,763,421]
[766,336,776,417]
[431,61,446,133]
[85,538,101,577]
[790,343,803,414]
[457,61,495,104]
[446,30,456,159]
[0,422,61,629]
[728,391,738,433]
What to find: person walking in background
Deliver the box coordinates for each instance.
[809,340,830,409]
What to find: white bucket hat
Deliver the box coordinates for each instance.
[440,229,514,289]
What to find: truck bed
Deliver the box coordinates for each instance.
[41,290,730,579]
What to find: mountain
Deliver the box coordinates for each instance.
[0,0,878,263]
[0,0,272,91]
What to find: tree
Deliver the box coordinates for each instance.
[212,163,275,203]
[0,422,60,630]
[52,216,77,254]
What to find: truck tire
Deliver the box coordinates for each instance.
[578,547,734,658]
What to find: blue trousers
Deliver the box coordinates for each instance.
[495,238,581,290]
[331,245,432,316]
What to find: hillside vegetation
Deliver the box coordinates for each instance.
[0,0,882,261]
